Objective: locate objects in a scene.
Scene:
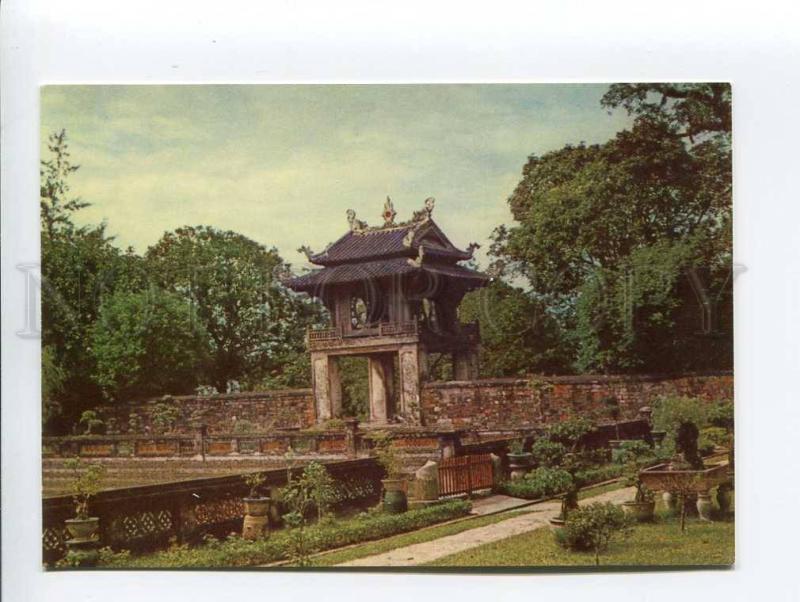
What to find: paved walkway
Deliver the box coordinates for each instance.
[337,486,634,567]
[469,494,539,515]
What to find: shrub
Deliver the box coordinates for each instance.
[64,458,105,519]
[530,438,566,467]
[558,502,634,565]
[79,410,104,435]
[614,440,651,464]
[508,438,526,455]
[498,467,573,499]
[371,431,402,477]
[100,500,472,568]
[151,400,181,434]
[547,417,592,450]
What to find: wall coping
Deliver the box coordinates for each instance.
[423,371,732,389]
[104,388,314,407]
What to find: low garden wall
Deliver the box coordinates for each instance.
[94,389,316,435]
[420,371,733,429]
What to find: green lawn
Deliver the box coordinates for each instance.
[427,512,734,568]
[314,510,528,566]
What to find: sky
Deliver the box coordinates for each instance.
[40,84,632,270]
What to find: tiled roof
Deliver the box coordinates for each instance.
[285,258,489,293]
[309,219,472,266]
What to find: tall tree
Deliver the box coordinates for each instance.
[146,226,324,391]
[91,289,210,401]
[40,130,147,431]
[491,83,732,373]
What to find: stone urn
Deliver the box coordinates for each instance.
[65,517,100,542]
[622,500,655,522]
[382,477,409,514]
[507,452,533,480]
[696,493,713,521]
[662,491,679,514]
[242,497,271,540]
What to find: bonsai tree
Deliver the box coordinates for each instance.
[64,458,105,520]
[508,438,525,455]
[559,502,634,566]
[530,438,566,468]
[79,410,104,435]
[675,421,704,470]
[372,431,402,477]
[303,461,337,522]
[242,471,266,499]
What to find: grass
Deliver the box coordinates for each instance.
[577,479,625,500]
[314,510,529,566]
[427,498,735,568]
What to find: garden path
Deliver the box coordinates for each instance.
[337,486,634,567]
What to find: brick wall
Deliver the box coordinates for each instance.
[97,389,315,435]
[420,372,733,429]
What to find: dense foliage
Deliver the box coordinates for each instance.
[485,83,732,374]
[91,290,210,401]
[557,502,634,565]
[39,131,324,433]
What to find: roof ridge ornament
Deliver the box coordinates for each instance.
[411,196,435,223]
[408,244,426,267]
[346,209,368,233]
[382,196,397,227]
[466,242,480,258]
[298,245,316,261]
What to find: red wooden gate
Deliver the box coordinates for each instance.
[439,453,494,497]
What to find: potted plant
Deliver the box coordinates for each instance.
[507,438,533,479]
[242,471,270,540]
[64,458,105,542]
[373,431,407,513]
[621,462,655,522]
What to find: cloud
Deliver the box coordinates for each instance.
[40,84,631,269]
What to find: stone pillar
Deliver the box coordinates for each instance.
[344,418,359,458]
[311,352,332,422]
[368,355,390,424]
[453,349,480,380]
[398,345,422,424]
[329,356,343,419]
[381,354,395,419]
[453,351,471,380]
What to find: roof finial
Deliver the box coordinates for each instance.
[382,196,397,227]
[425,196,435,216]
[412,196,436,223]
[346,209,368,233]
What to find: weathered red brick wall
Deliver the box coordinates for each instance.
[97,389,315,434]
[420,372,733,429]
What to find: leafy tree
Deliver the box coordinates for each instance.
[490,83,731,373]
[459,280,571,376]
[42,345,66,430]
[41,131,147,431]
[91,289,210,401]
[146,226,324,391]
